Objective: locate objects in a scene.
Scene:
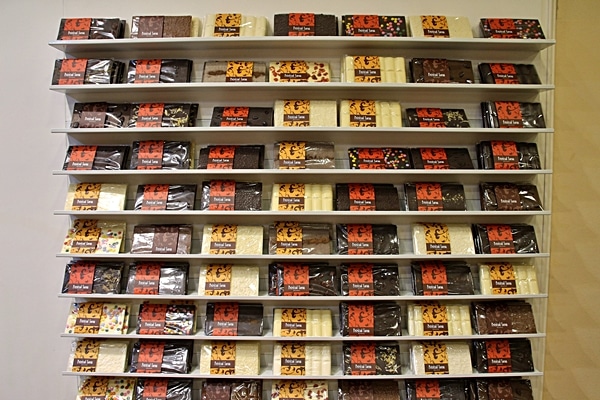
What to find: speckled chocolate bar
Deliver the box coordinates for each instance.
[481,102,546,128]
[404,182,467,211]
[129,141,191,170]
[130,340,193,373]
[343,342,402,375]
[200,181,262,211]
[340,302,402,336]
[473,301,537,334]
[410,148,474,169]
[134,184,197,210]
[475,379,534,400]
[473,223,539,254]
[163,16,192,37]
[210,107,273,126]
[274,141,335,169]
[197,145,265,169]
[480,18,545,39]
[410,58,474,83]
[479,63,541,84]
[62,262,124,294]
[336,183,401,211]
[268,263,338,296]
[477,141,541,170]
[126,59,193,83]
[411,261,475,296]
[336,224,400,255]
[162,104,199,127]
[480,182,543,211]
[342,15,407,37]
[63,145,129,170]
[131,16,164,38]
[473,339,535,373]
[202,61,267,82]
[406,108,471,128]
[339,380,401,400]
[136,379,192,400]
[340,264,401,296]
[205,303,264,336]
[348,147,412,169]
[274,13,337,36]
[406,379,471,400]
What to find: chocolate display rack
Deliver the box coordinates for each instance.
[50,2,555,399]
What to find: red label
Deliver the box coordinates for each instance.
[490,63,519,84]
[137,141,164,170]
[485,225,516,254]
[59,59,87,85]
[421,262,448,295]
[416,380,442,399]
[209,180,236,210]
[212,303,239,336]
[67,262,95,293]
[221,107,250,126]
[348,304,374,336]
[288,13,315,36]
[283,265,310,296]
[420,148,449,169]
[352,15,381,36]
[136,103,164,128]
[142,184,169,210]
[350,343,376,375]
[142,379,168,400]
[488,19,518,38]
[416,108,445,128]
[347,264,374,296]
[491,141,519,169]
[133,264,161,294]
[135,59,161,84]
[486,340,513,372]
[138,304,167,334]
[357,148,386,169]
[137,341,165,373]
[415,183,444,210]
[347,224,374,255]
[67,145,97,170]
[208,146,236,169]
[60,18,91,40]
[348,183,376,211]
[494,102,523,128]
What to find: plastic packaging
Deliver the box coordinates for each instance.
[63,145,129,170]
[65,302,130,334]
[404,182,466,211]
[210,106,272,126]
[411,261,475,296]
[474,378,534,400]
[65,182,127,211]
[410,340,472,375]
[343,342,401,375]
[200,180,262,211]
[130,140,192,170]
[407,302,472,336]
[477,141,542,169]
[411,147,474,169]
[479,262,539,295]
[272,380,328,400]
[69,339,129,373]
[405,379,471,400]
[131,16,197,38]
[62,261,124,294]
[131,224,192,254]
[199,341,261,375]
[481,102,546,129]
[408,15,473,38]
[480,182,543,211]
[473,301,537,334]
[412,223,476,255]
[268,263,338,296]
[273,342,331,376]
[52,59,124,85]
[340,302,401,336]
[61,219,126,254]
[341,15,407,37]
[338,380,401,400]
[340,263,400,296]
[203,62,268,83]
[203,14,267,37]
[136,303,196,335]
[76,377,135,400]
[273,308,332,337]
[130,340,193,373]
[339,100,402,127]
[336,224,400,255]
[198,145,265,169]
[406,109,471,128]
[135,379,192,400]
[269,222,332,255]
[127,103,198,128]
[274,100,337,127]
[472,339,535,373]
[269,61,331,83]
[348,147,411,169]
[271,183,332,211]
[198,265,260,296]
[274,141,335,169]
[70,102,133,128]
[342,56,406,83]
[125,263,189,295]
[134,184,197,211]
[274,13,337,36]
[409,58,474,83]
[205,303,264,336]
[479,63,541,84]
[201,224,263,255]
[480,18,545,39]
[57,18,125,40]
[336,183,400,211]
[126,59,192,83]
[201,380,262,400]
[473,223,539,254]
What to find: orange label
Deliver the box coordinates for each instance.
[59,59,87,85]
[276,222,303,255]
[281,308,307,336]
[353,56,381,83]
[72,339,100,372]
[486,340,513,372]
[210,341,237,374]
[357,148,385,169]
[349,343,376,375]
[416,183,444,210]
[67,145,97,170]
[349,183,376,211]
[67,262,96,293]
[212,303,239,336]
[490,63,519,84]
[283,100,310,127]
[214,14,241,37]
[280,342,306,375]
[488,19,518,38]
[349,100,377,127]
[142,379,168,399]
[137,141,164,170]
[416,108,445,128]
[347,264,374,296]
[492,140,519,169]
[278,184,305,211]
[74,302,103,334]
[421,16,449,38]
[347,224,374,255]
[72,183,101,210]
[423,341,449,374]
[278,142,306,169]
[485,225,516,254]
[282,264,309,295]
[288,13,315,36]
[138,304,167,334]
[422,303,449,336]
[220,107,250,126]
[226,62,254,83]
[208,146,236,169]
[424,223,451,254]
[420,262,448,295]
[71,226,101,254]
[134,59,161,84]
[210,225,238,254]
[489,262,518,294]
[205,264,232,295]
[209,180,236,211]
[415,380,441,399]
[420,148,449,170]
[78,377,109,399]
[348,304,374,336]
[60,18,91,40]
[141,184,169,210]
[132,263,161,294]
[137,341,165,373]
[352,15,381,36]
[136,103,164,127]
[277,61,310,82]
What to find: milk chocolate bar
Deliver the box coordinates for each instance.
[274,141,335,169]
[136,379,192,400]
[480,182,543,211]
[473,301,537,334]
[480,18,545,39]
[342,15,407,37]
[198,145,265,169]
[339,381,401,400]
[210,107,273,126]
[404,182,467,211]
[409,15,473,38]
[340,302,402,336]
[268,223,332,255]
[410,58,474,83]
[473,339,535,373]
[406,380,471,400]
[202,61,267,82]
[336,224,400,255]
[205,303,264,336]
[63,145,129,170]
[477,141,541,169]
[131,224,193,254]
[340,264,400,296]
[203,14,267,37]
[481,102,546,128]
[130,141,192,170]
[479,63,541,84]
[268,263,338,296]
[473,223,539,254]
[126,59,193,83]
[336,183,400,211]
[57,18,124,40]
[269,61,331,83]
[475,379,534,400]
[410,147,474,169]
[130,340,193,373]
[131,15,194,38]
[274,13,337,36]
[348,147,411,169]
[406,108,470,128]
[343,342,401,375]
[411,261,475,296]
[200,181,262,211]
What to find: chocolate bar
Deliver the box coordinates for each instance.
[202,61,267,82]
[210,107,273,126]
[63,145,129,170]
[136,379,192,400]
[475,379,534,400]
[62,262,124,294]
[339,381,401,400]
[336,224,400,255]
[134,184,197,211]
[271,183,332,211]
[473,301,537,334]
[200,181,262,211]
[473,339,535,373]
[203,14,267,37]
[406,380,471,400]
[342,15,407,37]
[410,147,474,169]
[412,223,476,255]
[479,63,541,84]
[340,264,401,296]
[274,100,337,127]
[126,59,192,83]
[268,263,338,296]
[274,13,337,36]
[404,182,467,211]
[473,223,539,254]
[205,303,263,336]
[348,147,411,169]
[410,58,474,83]
[480,18,545,39]
[411,261,475,295]
[125,263,189,295]
[481,101,546,128]
[477,141,541,169]
[343,56,406,83]
[130,340,194,373]
[198,145,265,169]
[201,225,263,255]
[340,302,402,336]
[480,182,543,211]
[268,222,332,255]
[202,381,262,400]
[269,61,331,83]
[274,141,335,169]
[411,341,472,374]
[340,100,402,127]
[406,108,470,128]
[336,183,400,211]
[409,15,473,38]
[130,225,193,254]
[407,303,472,336]
[52,59,124,85]
[129,141,192,170]
[57,18,124,40]
[343,342,401,375]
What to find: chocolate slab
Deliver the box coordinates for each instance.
[336,224,400,255]
[84,59,124,84]
[410,148,474,169]
[130,340,193,373]
[336,183,401,211]
[200,181,262,211]
[480,18,545,39]
[343,342,402,375]
[274,13,337,36]
[479,63,541,84]
[202,381,262,400]
[268,263,338,296]
[131,16,164,38]
[129,141,191,170]
[404,182,467,211]
[62,262,124,294]
[411,261,475,296]
[210,107,273,126]
[473,223,539,254]
[340,302,402,336]
[339,381,401,400]
[125,263,189,295]
[131,224,193,254]
[342,15,407,37]
[134,184,197,211]
[57,18,124,40]
[473,339,535,373]
[406,379,471,400]
[205,303,264,336]
[63,145,129,170]
[197,145,265,169]
[480,182,543,211]
[477,141,541,169]
[410,58,474,83]
[340,264,401,296]
[136,379,192,400]
[70,102,108,128]
[473,301,537,334]
[126,59,193,83]
[348,147,412,169]
[406,108,471,128]
[274,141,335,169]
[268,223,333,255]
[481,102,546,128]
[475,379,534,400]
[202,61,268,82]
[163,16,192,37]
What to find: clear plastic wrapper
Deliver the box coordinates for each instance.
[481,102,546,128]
[205,303,264,336]
[474,378,534,400]
[136,303,196,335]
[479,262,539,295]
[130,340,194,373]
[336,224,400,255]
[203,62,268,83]
[61,219,126,254]
[269,61,331,83]
[210,106,272,125]
[477,140,542,169]
[76,377,135,400]
[272,380,328,400]
[411,147,474,169]
[129,140,192,170]
[201,180,262,211]
[274,100,337,127]
[472,223,539,254]
[268,222,332,255]
[69,339,129,373]
[127,103,199,128]
[268,263,338,296]
[409,58,474,83]
[472,339,535,373]
[85,59,125,84]
[202,224,263,255]
[273,308,332,337]
[412,223,475,255]
[126,59,192,83]
[135,379,192,400]
[336,183,400,211]
[348,147,411,169]
[125,262,189,295]
[202,380,262,400]
[63,145,129,170]
[198,265,260,296]
[271,183,332,211]
[131,15,197,38]
[342,15,407,37]
[199,341,261,375]
[70,102,134,128]
[65,182,127,211]
[52,59,124,85]
[198,145,265,169]
[479,63,541,84]
[408,15,473,38]
[406,109,471,128]
[342,56,406,83]
[203,14,267,37]
[274,13,337,36]
[340,263,400,296]
[57,18,125,40]
[340,302,401,336]
[62,261,124,294]
[480,182,543,211]
[410,340,472,375]
[411,261,475,296]
[273,342,331,376]
[404,182,466,211]
[338,380,401,400]
[405,379,471,400]
[472,301,537,334]
[407,302,472,336]
[343,342,401,375]
[134,184,197,211]
[339,100,402,127]
[480,18,545,39]
[131,224,192,254]
[274,141,335,169]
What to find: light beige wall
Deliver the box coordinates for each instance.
[544,0,600,398]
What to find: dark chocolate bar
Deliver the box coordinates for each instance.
[131,224,193,254]
[340,302,402,336]
[134,184,197,210]
[336,183,400,211]
[268,263,338,296]
[473,301,537,334]
[202,61,268,82]
[473,339,535,373]
[480,182,543,211]
[125,263,189,295]
[477,141,541,169]
[274,141,335,169]
[197,145,265,169]
[481,102,546,128]
[63,145,129,170]
[473,223,539,254]
[411,261,475,296]
[340,264,401,296]
[129,141,192,170]
[201,381,262,400]
[274,13,337,36]
[200,181,262,211]
[348,147,412,169]
[410,148,474,169]
[404,182,467,211]
[480,18,545,39]
[406,108,471,128]
[62,262,124,294]
[406,380,471,400]
[210,107,273,126]
[336,224,400,255]
[410,58,474,83]
[342,15,407,37]
[343,342,401,375]
[479,63,541,84]
[57,18,124,40]
[205,303,264,336]
[339,381,401,400]
[130,340,194,373]
[136,379,192,400]
[475,379,534,400]
[126,59,193,83]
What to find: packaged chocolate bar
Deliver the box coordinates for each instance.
[135,379,192,400]
[342,15,407,37]
[62,261,124,294]
[57,18,124,40]
[343,342,401,375]
[136,304,196,335]
[63,145,129,170]
[211,107,273,126]
[479,63,541,84]
[348,147,411,169]
[268,263,338,296]
[407,302,472,336]
[203,61,268,83]
[473,224,539,254]
[473,339,535,373]
[477,141,541,169]
[52,59,124,85]
[271,183,332,211]
[409,15,473,38]
[274,141,335,169]
[336,224,400,255]
[474,378,534,400]
[481,102,546,128]
[126,59,193,83]
[69,339,129,373]
[274,13,337,36]
[412,223,476,255]
[201,225,263,255]
[130,225,193,254]
[343,56,406,83]
[61,219,126,254]
[410,58,474,83]
[473,301,537,334]
[205,303,264,336]
[70,102,134,128]
[480,182,543,211]
[339,380,401,400]
[199,265,260,297]
[336,183,400,211]
[131,16,196,38]
[269,61,331,83]
[274,100,337,127]
[340,302,402,336]
[198,145,265,169]
[125,263,189,295]
[406,108,471,128]
[130,340,193,373]
[134,184,197,211]
[273,380,328,400]
[410,147,474,169]
[411,261,475,296]
[410,340,472,374]
[339,100,402,127]
[77,377,136,400]
[201,180,262,211]
[127,103,199,128]
[273,308,332,337]
[273,342,331,376]
[202,380,262,400]
[404,182,467,211]
[405,379,471,400]
[65,182,127,211]
[129,141,192,170]
[479,262,539,295]
[480,18,545,39]
[269,222,332,255]
[199,341,261,375]
[340,263,400,296]
[203,14,267,37]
